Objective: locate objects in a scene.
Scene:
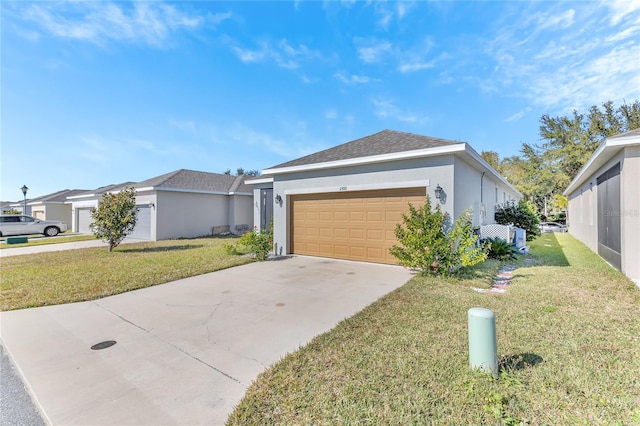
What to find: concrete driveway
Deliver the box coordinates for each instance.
[0,256,412,425]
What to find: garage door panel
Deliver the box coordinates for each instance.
[291,188,425,264]
[367,211,384,222]
[367,229,383,241]
[334,212,348,221]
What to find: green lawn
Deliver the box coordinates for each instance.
[228,233,640,425]
[0,233,97,249]
[0,237,252,311]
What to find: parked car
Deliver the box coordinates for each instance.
[0,215,68,237]
[538,222,567,233]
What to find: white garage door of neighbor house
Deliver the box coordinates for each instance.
[291,188,426,265]
[129,206,151,240]
[77,208,93,234]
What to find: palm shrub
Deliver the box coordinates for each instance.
[483,237,517,260]
[494,199,541,241]
[390,197,487,276]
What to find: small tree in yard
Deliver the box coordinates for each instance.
[90,186,138,252]
[390,197,487,276]
[494,199,541,241]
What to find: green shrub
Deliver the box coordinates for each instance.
[222,243,238,255]
[494,200,541,241]
[389,197,487,276]
[482,237,517,260]
[237,226,272,261]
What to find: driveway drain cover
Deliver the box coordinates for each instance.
[91,340,117,350]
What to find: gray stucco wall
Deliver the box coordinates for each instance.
[271,155,456,256]
[451,157,520,227]
[567,145,640,283]
[155,191,229,240]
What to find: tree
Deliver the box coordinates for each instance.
[224,168,261,176]
[494,200,540,241]
[90,186,138,252]
[497,99,640,214]
[480,151,501,172]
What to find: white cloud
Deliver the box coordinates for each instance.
[372,1,415,29]
[607,0,640,25]
[480,2,640,112]
[230,38,319,69]
[371,97,422,123]
[17,2,225,47]
[356,39,393,63]
[325,110,338,119]
[505,107,533,122]
[334,72,373,84]
[536,9,575,30]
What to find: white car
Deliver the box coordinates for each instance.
[0,215,68,237]
[538,222,567,233]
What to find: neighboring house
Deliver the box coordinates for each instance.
[248,130,521,264]
[67,182,136,235]
[6,201,31,215]
[564,129,640,285]
[27,189,87,229]
[67,169,253,240]
[1,201,20,214]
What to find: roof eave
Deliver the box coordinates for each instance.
[261,143,522,198]
[262,144,467,176]
[564,134,640,196]
[461,144,523,198]
[246,177,274,185]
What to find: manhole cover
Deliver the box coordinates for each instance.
[91,340,117,350]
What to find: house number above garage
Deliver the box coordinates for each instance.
[339,186,348,191]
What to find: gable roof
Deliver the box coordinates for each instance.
[135,169,251,194]
[258,130,521,197]
[67,182,136,200]
[28,189,88,204]
[564,128,640,195]
[271,129,462,169]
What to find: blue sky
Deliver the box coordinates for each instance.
[2,1,639,200]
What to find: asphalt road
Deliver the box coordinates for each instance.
[0,344,46,426]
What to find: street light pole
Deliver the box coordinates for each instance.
[21,185,29,215]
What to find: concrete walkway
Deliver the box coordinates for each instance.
[0,256,412,425]
[0,238,146,257]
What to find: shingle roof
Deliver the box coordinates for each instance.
[609,128,640,139]
[271,130,463,169]
[29,189,88,203]
[135,169,251,193]
[68,182,136,199]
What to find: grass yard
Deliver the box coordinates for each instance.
[0,233,97,249]
[0,237,252,311]
[228,233,640,425]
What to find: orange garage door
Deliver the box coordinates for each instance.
[291,188,426,264]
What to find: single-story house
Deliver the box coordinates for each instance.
[67,169,253,240]
[564,128,640,285]
[27,189,87,229]
[248,130,522,264]
[67,182,136,235]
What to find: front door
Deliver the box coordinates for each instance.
[260,188,274,231]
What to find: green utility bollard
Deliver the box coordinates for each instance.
[468,307,498,376]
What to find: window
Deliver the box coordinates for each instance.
[20,216,35,223]
[1,216,20,223]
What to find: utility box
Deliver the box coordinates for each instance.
[6,236,28,244]
[468,307,498,376]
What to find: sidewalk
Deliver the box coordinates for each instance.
[0,238,144,257]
